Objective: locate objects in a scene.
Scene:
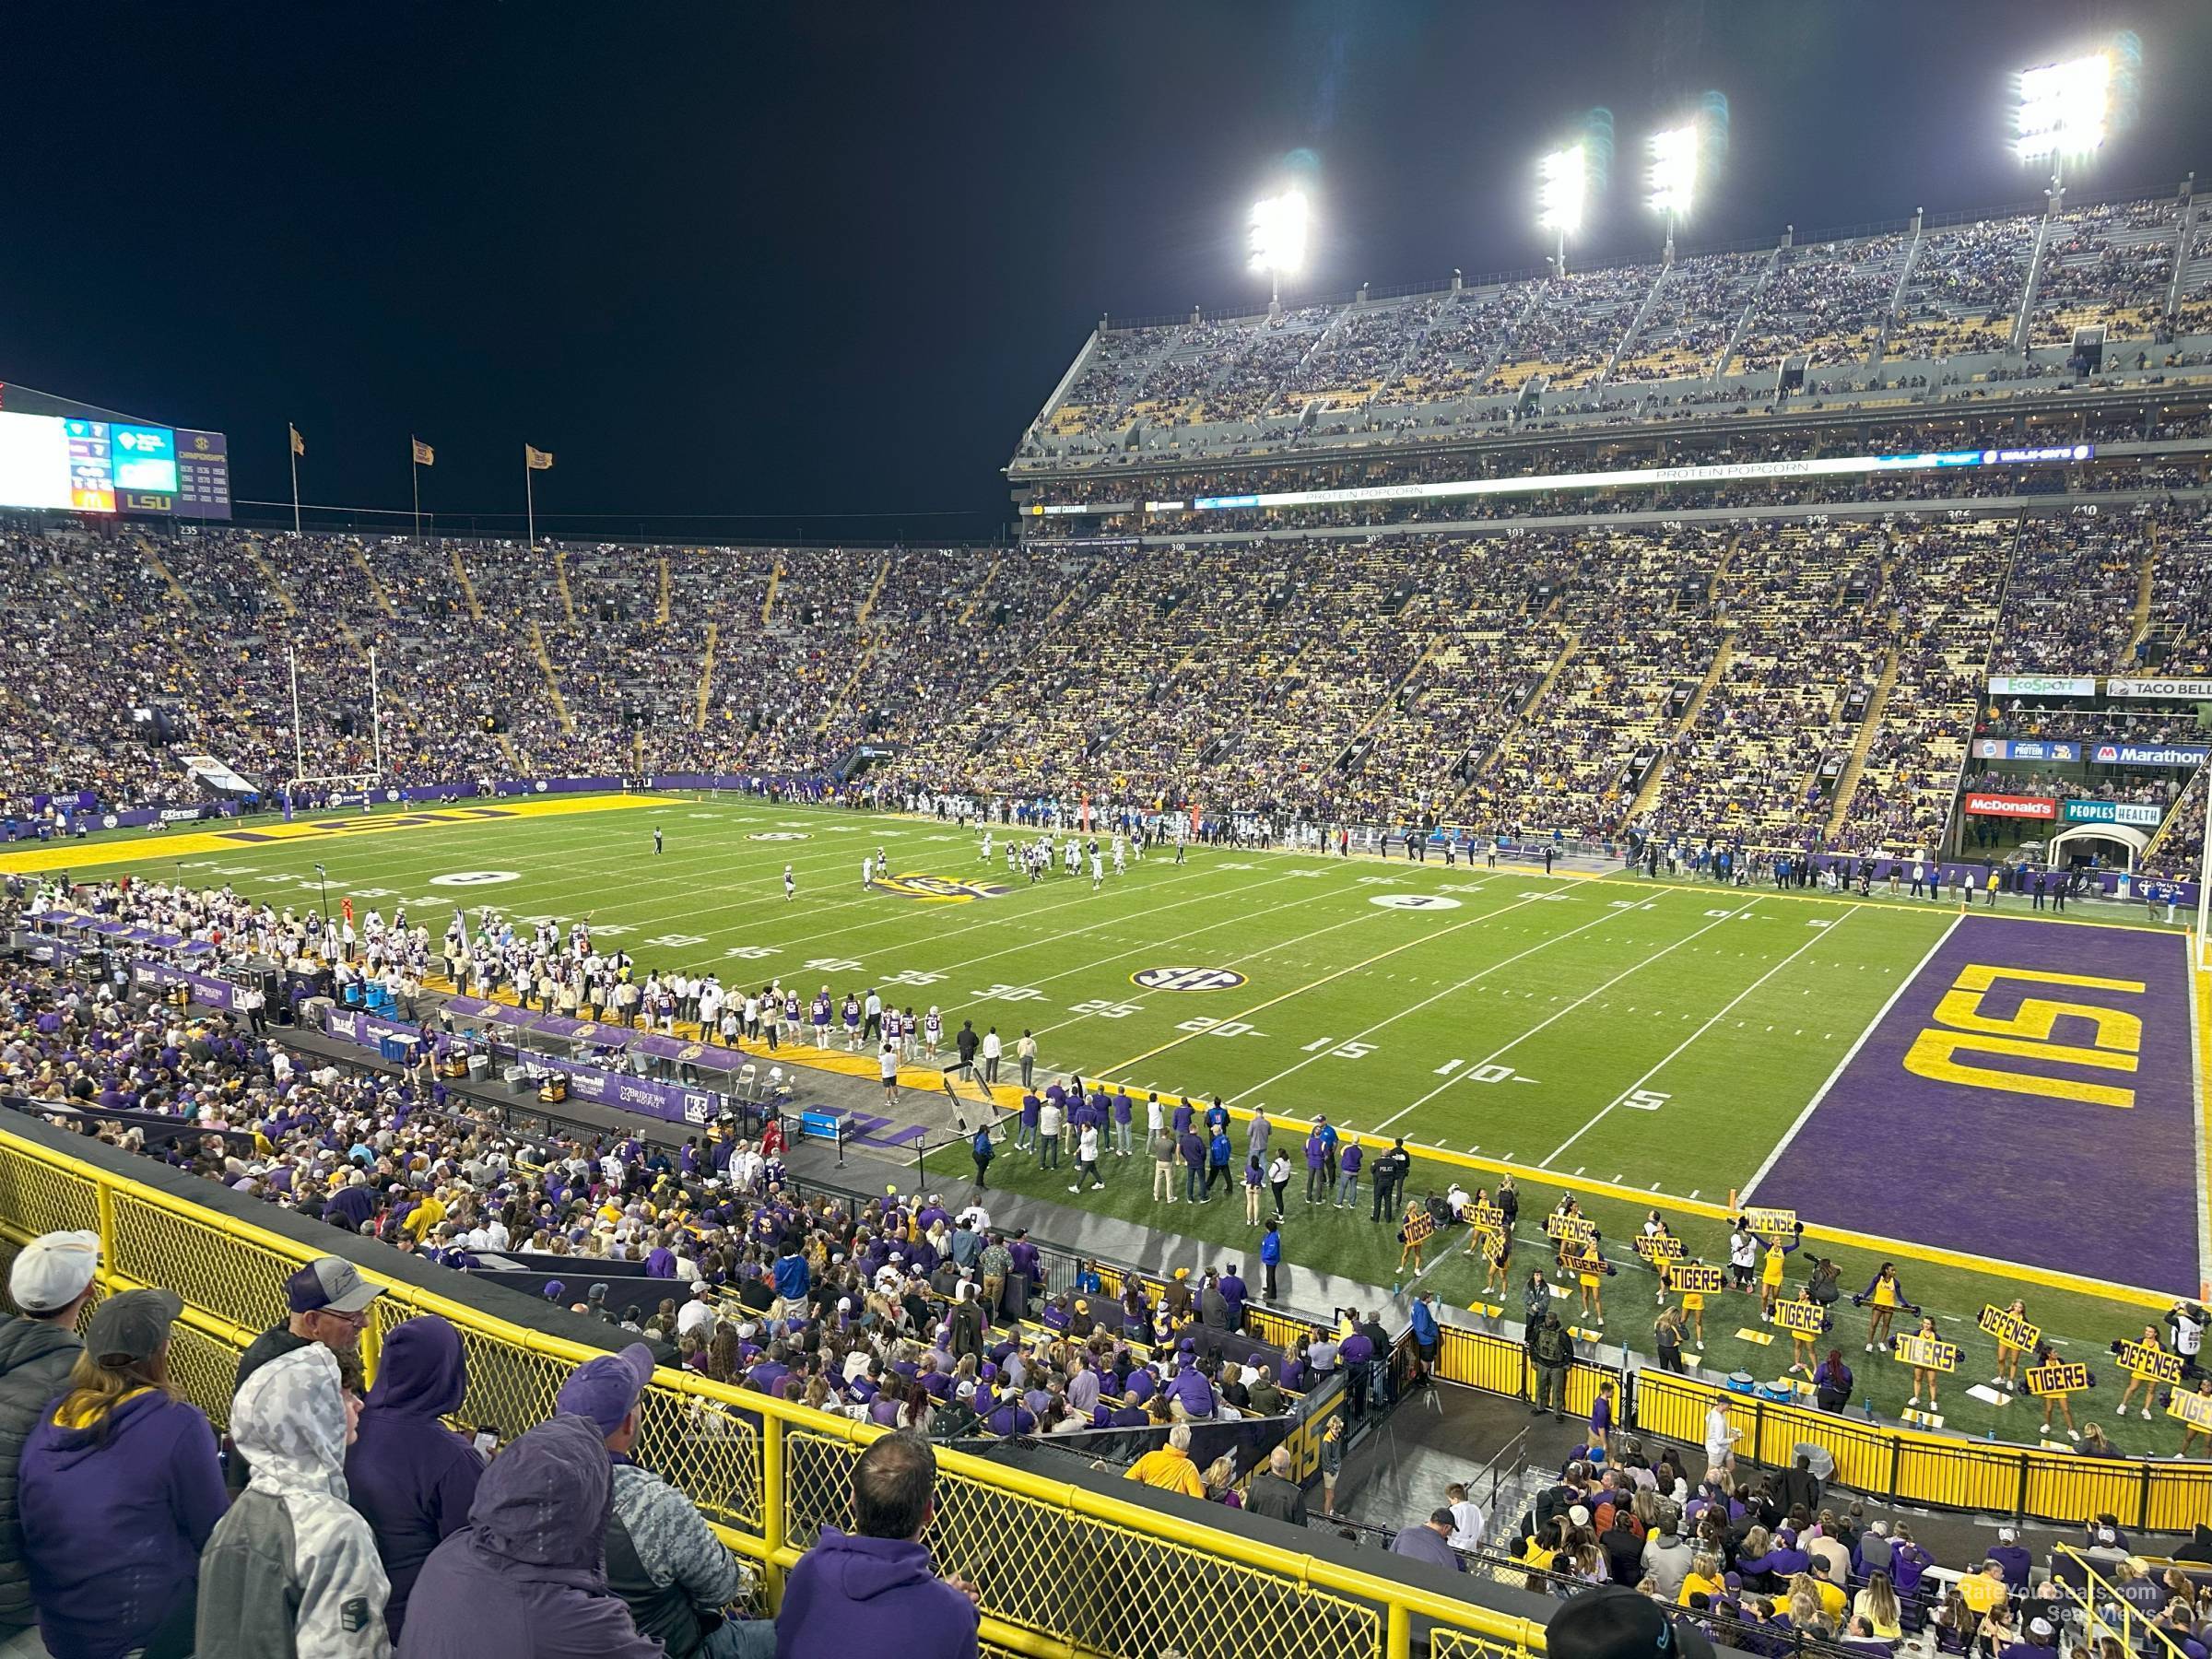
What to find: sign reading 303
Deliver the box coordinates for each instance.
[1902,964,2145,1110]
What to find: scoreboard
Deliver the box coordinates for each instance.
[0,411,229,519]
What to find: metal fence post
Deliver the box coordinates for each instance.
[762,1414,787,1610]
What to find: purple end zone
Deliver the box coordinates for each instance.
[1756,917,2200,1294]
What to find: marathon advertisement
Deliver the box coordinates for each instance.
[2106,677,2212,701]
[2062,800,2165,827]
[2087,741,2211,768]
[1971,738,2081,762]
[1987,676,2097,698]
[1962,793,2057,819]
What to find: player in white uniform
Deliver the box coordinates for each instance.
[981,831,993,864]
[1089,842,1103,890]
[783,865,796,901]
[1112,833,1126,876]
[862,853,875,888]
[1065,838,1080,877]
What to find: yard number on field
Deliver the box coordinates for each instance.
[1430,1059,1533,1084]
[1300,1036,1376,1060]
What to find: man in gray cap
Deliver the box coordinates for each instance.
[229,1255,383,1494]
[557,1345,773,1659]
[0,1231,100,1641]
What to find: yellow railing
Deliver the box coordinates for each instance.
[2052,1546,2195,1659]
[0,1124,1545,1659]
[1631,1369,2212,1531]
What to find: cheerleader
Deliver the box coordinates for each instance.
[1783,1286,1830,1378]
[1899,1315,1946,1412]
[1991,1298,2030,1392]
[1856,1262,1909,1350]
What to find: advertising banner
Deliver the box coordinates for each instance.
[2107,678,2212,701]
[1963,794,2057,819]
[1971,738,2081,762]
[2086,741,2210,768]
[1987,676,2097,698]
[2061,800,2165,827]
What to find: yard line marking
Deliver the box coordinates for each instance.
[1220,894,1660,1105]
[1092,888,1595,1078]
[1539,903,1863,1169]
[1737,912,1963,1204]
[1371,895,1768,1134]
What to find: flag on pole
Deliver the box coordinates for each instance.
[524,444,554,471]
[289,424,306,456]
[411,439,436,466]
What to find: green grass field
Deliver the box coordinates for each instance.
[24,793,2204,1453]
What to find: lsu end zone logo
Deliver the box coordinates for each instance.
[1131,966,1249,993]
[875,872,1010,903]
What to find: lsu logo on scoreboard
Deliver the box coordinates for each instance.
[874,873,1011,903]
[1130,966,1249,992]
[1902,963,2145,1109]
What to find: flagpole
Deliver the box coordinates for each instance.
[288,425,301,535]
[525,450,536,547]
[410,438,421,539]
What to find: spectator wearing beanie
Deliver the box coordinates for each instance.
[18,1288,226,1659]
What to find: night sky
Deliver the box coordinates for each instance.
[6,1,2210,542]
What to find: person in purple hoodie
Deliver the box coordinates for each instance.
[776,1433,979,1659]
[396,1411,660,1659]
[347,1313,485,1642]
[18,1288,227,1659]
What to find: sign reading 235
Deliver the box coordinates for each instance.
[1902,964,2144,1109]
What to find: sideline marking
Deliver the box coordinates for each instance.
[1736,912,1962,1204]
[0,793,656,874]
[1540,903,1862,1168]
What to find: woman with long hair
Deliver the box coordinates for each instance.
[1853,1569,1903,1641]
[18,1289,226,1659]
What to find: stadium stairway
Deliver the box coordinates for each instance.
[1823,643,1902,841]
[695,620,719,728]
[526,619,578,735]
[133,532,194,611]
[553,548,577,623]
[349,542,398,618]
[241,534,300,617]
[655,555,671,625]
[2123,520,2159,664]
[448,545,484,620]
[1621,630,1734,823]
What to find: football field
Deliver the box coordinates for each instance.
[19,791,2208,1450]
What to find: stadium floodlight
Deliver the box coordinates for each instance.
[2015,52,2111,205]
[1537,145,1586,276]
[1646,124,1698,230]
[1247,189,1310,311]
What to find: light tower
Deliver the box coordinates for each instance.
[2015,52,2112,214]
[1537,145,1587,277]
[1247,189,1310,317]
[1646,124,1698,263]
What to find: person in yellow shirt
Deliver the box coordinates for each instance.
[1758,1230,1799,1319]
[1859,1262,1907,1351]
[1124,1423,1205,1498]
[1991,1297,2030,1392]
[1802,1561,1847,1623]
[1679,1552,1725,1607]
[2116,1323,2170,1420]
[403,1189,448,1241]
[1956,1559,2009,1617]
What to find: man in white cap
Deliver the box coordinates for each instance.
[0,1231,100,1642]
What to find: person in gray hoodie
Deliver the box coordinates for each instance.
[196,1343,391,1657]
[0,1231,98,1644]
[1641,1506,1695,1602]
